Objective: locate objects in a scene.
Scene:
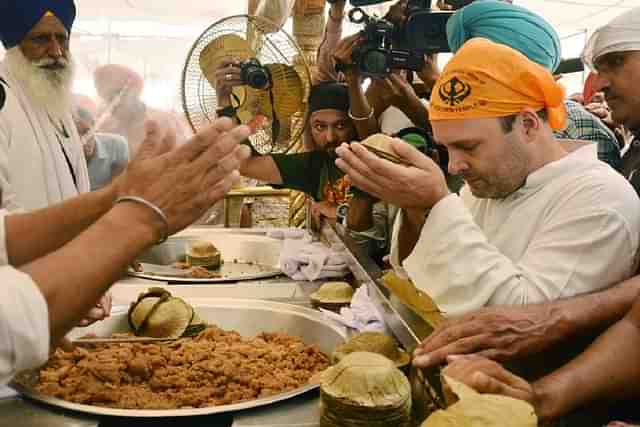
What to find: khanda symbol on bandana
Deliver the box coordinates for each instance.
[438,77,472,106]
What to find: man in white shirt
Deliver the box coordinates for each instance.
[0,117,251,385]
[336,38,640,316]
[0,1,90,211]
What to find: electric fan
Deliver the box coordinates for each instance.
[181,15,312,154]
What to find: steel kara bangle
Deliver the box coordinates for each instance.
[114,196,170,244]
[348,108,374,121]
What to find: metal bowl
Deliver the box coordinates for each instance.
[11,299,347,418]
[129,234,283,283]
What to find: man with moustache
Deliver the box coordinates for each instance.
[417,11,640,425]
[335,39,640,317]
[0,1,89,211]
[0,0,105,324]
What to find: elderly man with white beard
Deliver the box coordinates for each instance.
[0,1,89,211]
[0,1,103,324]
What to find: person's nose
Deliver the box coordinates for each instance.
[447,150,468,175]
[593,72,611,93]
[46,36,64,59]
[325,127,337,144]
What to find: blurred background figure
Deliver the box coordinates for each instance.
[72,104,129,191]
[93,64,189,156]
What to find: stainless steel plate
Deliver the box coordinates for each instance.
[129,234,283,283]
[11,299,346,417]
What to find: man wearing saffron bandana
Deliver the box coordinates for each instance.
[0,1,90,211]
[336,38,640,316]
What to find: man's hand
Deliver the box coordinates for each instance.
[443,355,537,407]
[333,34,362,83]
[413,304,567,368]
[417,54,440,89]
[335,140,449,212]
[115,118,251,237]
[310,200,338,230]
[77,292,112,327]
[214,57,244,108]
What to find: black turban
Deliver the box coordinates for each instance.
[0,0,76,49]
[308,82,350,114]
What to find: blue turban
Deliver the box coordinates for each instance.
[446,0,561,72]
[0,0,76,49]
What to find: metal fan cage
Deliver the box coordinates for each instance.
[181,15,312,154]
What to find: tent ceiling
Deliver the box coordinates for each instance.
[74,0,640,35]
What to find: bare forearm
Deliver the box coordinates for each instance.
[6,186,116,266]
[239,156,283,184]
[347,197,375,232]
[534,296,640,421]
[403,96,430,130]
[557,275,640,339]
[398,208,426,262]
[347,75,380,139]
[21,203,157,344]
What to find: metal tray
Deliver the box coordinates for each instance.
[128,234,283,283]
[11,299,347,417]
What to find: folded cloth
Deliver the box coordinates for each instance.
[279,237,350,281]
[267,228,306,240]
[320,285,389,334]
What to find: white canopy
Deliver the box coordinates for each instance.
[5,0,640,109]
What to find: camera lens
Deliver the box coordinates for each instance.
[246,68,269,89]
[362,49,388,76]
[240,61,270,90]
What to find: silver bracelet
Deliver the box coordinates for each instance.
[114,196,169,244]
[348,107,374,121]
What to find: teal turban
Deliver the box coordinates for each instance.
[446,0,561,72]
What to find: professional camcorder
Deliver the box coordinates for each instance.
[335,0,454,78]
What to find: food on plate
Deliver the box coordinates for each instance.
[360,133,404,164]
[189,266,223,279]
[186,240,221,270]
[128,288,204,338]
[320,351,412,427]
[332,332,411,368]
[32,326,330,409]
[421,376,537,427]
[310,281,354,311]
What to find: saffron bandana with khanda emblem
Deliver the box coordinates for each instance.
[429,38,567,130]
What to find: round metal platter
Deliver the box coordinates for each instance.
[128,234,283,283]
[11,299,347,417]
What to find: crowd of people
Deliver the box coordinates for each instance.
[3,0,640,425]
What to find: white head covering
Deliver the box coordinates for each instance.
[582,6,640,70]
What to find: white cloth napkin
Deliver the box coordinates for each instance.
[320,285,389,334]
[279,236,349,281]
[267,228,306,240]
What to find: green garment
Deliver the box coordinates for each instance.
[271,151,350,203]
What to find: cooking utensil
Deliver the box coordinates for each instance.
[11,299,347,418]
[128,234,283,283]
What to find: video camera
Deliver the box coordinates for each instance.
[337,0,453,78]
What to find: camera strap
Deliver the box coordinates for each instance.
[268,86,280,153]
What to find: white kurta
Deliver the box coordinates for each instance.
[391,144,640,316]
[0,266,49,385]
[0,62,90,213]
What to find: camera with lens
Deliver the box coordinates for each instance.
[342,0,453,78]
[239,59,271,90]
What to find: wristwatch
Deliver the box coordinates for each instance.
[216,105,237,119]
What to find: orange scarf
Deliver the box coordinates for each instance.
[429,38,566,130]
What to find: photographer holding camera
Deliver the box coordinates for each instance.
[214,61,361,228]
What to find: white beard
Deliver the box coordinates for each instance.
[4,47,75,119]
